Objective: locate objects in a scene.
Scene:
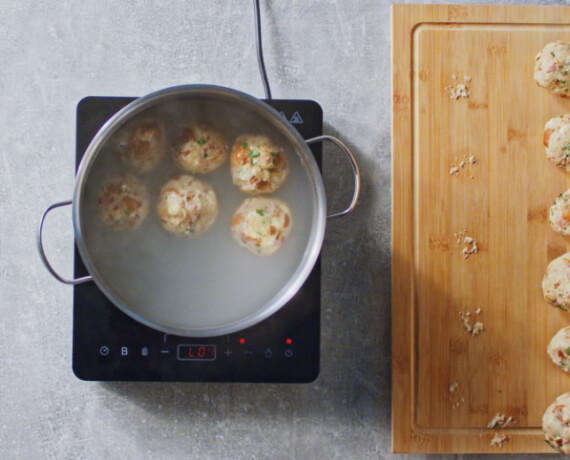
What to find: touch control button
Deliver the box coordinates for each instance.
[265,348,273,358]
[284,349,293,358]
[99,346,110,356]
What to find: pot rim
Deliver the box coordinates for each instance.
[71,84,327,337]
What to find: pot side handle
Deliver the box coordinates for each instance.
[306,135,361,219]
[37,200,93,285]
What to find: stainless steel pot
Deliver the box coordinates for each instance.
[38,85,360,337]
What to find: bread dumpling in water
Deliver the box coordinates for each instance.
[116,118,166,173]
[230,134,288,194]
[97,175,150,230]
[172,122,228,174]
[231,197,292,256]
[157,174,218,237]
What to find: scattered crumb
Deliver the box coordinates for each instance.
[444,75,472,99]
[452,397,465,410]
[487,413,516,429]
[487,414,504,429]
[472,322,484,336]
[454,230,479,259]
[449,154,478,178]
[447,382,465,409]
[462,241,478,259]
[489,432,511,448]
[458,308,484,336]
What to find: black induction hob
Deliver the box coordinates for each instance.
[72,96,322,382]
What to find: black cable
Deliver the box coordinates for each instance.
[253,0,272,100]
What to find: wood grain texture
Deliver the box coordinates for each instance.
[392,4,570,454]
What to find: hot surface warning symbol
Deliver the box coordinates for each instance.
[290,112,303,124]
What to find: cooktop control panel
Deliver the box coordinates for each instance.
[72,96,322,383]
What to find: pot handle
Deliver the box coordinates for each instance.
[306,135,361,219]
[37,200,93,285]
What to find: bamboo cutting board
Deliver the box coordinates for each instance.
[392,4,570,454]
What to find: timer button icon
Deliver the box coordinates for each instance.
[284,349,293,358]
[99,346,110,356]
[264,348,273,358]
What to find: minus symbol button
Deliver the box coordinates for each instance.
[160,350,170,354]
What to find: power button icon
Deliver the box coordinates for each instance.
[99,346,110,356]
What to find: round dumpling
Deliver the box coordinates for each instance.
[548,326,570,372]
[97,175,150,230]
[116,118,166,173]
[535,41,570,96]
[230,134,289,194]
[172,123,227,174]
[157,174,218,237]
[543,392,570,453]
[549,189,570,235]
[231,197,292,256]
[544,115,570,170]
[543,252,570,311]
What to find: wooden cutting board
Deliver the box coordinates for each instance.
[392,4,570,454]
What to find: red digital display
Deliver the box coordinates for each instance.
[177,344,216,361]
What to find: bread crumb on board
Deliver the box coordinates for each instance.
[487,413,515,429]
[485,414,516,448]
[458,308,484,336]
[453,230,479,259]
[448,154,478,177]
[444,75,472,99]
[446,382,465,409]
[489,432,511,448]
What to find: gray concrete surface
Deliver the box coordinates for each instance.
[0,0,563,459]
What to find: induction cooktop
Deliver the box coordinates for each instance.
[72,96,322,382]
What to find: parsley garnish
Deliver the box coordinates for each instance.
[270,152,278,157]
[256,209,264,216]
[197,138,206,146]
[247,150,260,159]
[242,142,249,149]
[565,347,570,355]
[563,144,570,151]
[551,51,556,57]
[558,79,567,84]
[563,70,569,76]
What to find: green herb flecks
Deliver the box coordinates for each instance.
[248,150,260,165]
[563,144,570,151]
[552,51,556,57]
[565,347,570,355]
[563,70,569,76]
[270,152,278,157]
[197,138,206,146]
[242,142,249,149]
[558,79,567,85]
[256,209,264,216]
